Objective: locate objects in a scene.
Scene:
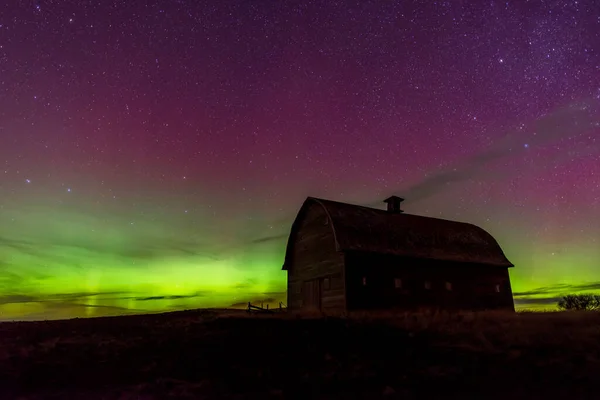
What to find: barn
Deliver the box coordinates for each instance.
[282,196,515,313]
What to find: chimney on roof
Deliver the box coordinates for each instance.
[383,196,404,213]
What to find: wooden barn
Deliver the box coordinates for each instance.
[282,196,515,313]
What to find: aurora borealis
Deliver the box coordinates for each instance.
[1,1,599,321]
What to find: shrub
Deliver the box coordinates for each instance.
[557,294,600,311]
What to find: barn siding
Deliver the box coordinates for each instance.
[345,251,515,312]
[286,203,345,312]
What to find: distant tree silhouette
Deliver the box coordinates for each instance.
[557,294,600,311]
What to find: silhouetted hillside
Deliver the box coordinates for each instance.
[1,309,600,399]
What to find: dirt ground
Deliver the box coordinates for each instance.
[1,309,600,399]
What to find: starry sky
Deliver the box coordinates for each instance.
[1,1,599,320]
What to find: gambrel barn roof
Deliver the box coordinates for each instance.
[282,196,513,270]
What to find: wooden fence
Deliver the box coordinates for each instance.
[246,302,287,314]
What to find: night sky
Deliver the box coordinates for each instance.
[1,1,599,320]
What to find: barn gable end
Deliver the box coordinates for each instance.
[283,199,345,312]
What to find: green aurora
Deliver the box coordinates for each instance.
[0,199,288,321]
[2,189,600,321]
[2,0,600,321]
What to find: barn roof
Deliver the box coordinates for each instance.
[282,197,513,270]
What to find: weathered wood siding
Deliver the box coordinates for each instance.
[345,251,515,312]
[287,203,345,312]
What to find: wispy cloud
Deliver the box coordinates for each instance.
[513,281,600,298]
[0,291,129,305]
[512,281,600,310]
[250,234,289,245]
[514,296,562,306]
[0,291,151,321]
[364,99,600,206]
[135,293,207,301]
[0,295,38,305]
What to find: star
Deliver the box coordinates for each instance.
[0,0,598,321]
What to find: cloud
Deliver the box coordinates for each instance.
[0,270,35,285]
[513,281,600,298]
[364,99,600,206]
[465,279,600,311]
[232,279,258,290]
[0,291,151,321]
[514,296,562,306]
[258,100,600,240]
[250,234,289,245]
[0,291,130,305]
[0,303,148,322]
[0,230,224,288]
[135,293,206,301]
[0,295,38,305]
[512,281,600,310]
[0,202,227,268]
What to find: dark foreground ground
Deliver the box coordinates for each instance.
[1,309,600,399]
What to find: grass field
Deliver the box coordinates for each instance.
[1,309,600,399]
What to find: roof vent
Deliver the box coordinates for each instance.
[383,196,404,213]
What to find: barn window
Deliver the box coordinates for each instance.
[445,282,452,291]
[323,278,330,290]
[424,281,432,290]
[362,277,367,286]
[394,278,402,289]
[495,284,501,293]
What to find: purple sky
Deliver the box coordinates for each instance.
[0,0,599,319]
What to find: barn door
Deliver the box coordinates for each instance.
[302,279,321,311]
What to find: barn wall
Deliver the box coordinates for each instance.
[286,203,345,312]
[345,251,515,312]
